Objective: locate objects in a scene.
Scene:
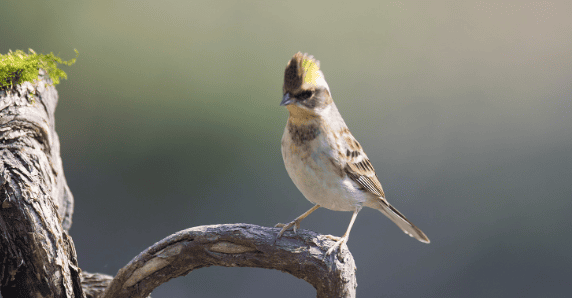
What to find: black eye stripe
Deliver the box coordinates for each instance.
[297,90,314,100]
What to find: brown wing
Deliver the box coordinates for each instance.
[344,157,385,198]
[340,133,385,198]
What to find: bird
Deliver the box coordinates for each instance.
[275,52,430,256]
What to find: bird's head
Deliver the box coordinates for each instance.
[281,52,333,117]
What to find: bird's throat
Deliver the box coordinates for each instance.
[286,104,318,126]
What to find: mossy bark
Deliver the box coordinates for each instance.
[0,71,81,297]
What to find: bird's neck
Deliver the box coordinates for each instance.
[286,105,320,126]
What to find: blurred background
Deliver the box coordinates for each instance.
[1,0,571,297]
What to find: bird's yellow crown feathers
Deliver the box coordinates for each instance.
[283,52,322,92]
[300,55,321,85]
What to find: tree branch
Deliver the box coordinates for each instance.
[102,224,356,298]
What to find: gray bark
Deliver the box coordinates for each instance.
[0,71,81,297]
[81,272,113,298]
[0,73,357,298]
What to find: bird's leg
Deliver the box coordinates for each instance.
[275,204,320,239]
[325,207,361,256]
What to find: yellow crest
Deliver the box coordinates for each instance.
[283,52,325,92]
[301,56,321,85]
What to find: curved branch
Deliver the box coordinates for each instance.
[102,224,357,298]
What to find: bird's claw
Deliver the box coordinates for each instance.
[274,220,301,240]
[323,235,348,260]
[324,235,342,241]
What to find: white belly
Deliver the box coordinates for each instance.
[281,129,367,211]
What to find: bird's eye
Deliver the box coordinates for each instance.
[298,90,314,100]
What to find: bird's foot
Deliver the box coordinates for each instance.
[324,235,342,241]
[324,235,348,258]
[274,220,301,240]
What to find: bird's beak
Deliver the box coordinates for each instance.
[280,93,294,106]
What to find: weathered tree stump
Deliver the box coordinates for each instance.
[0,71,80,297]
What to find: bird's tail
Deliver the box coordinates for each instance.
[377,198,430,243]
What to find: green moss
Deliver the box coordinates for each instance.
[0,48,78,90]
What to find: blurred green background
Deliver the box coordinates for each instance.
[2,0,571,297]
